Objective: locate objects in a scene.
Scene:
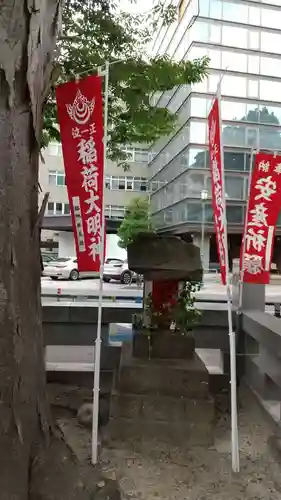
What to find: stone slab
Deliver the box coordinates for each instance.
[117,356,209,399]
[110,392,214,423]
[105,417,214,448]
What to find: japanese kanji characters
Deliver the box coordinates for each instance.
[57,75,104,270]
[78,137,97,165]
[82,165,98,192]
[85,189,100,215]
[255,176,276,201]
[245,228,266,252]
[242,153,281,283]
[208,98,228,285]
[71,96,101,261]
[86,213,101,235]
[74,121,101,261]
[248,203,268,228]
[258,160,270,172]
[244,254,263,275]
[89,235,101,261]
[274,163,281,175]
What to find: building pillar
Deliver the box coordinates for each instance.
[193,234,210,272]
[232,258,265,383]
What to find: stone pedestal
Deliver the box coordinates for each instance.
[104,345,215,455]
[133,330,195,359]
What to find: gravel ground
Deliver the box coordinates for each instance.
[100,386,281,500]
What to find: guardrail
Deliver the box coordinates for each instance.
[41,292,281,316]
[41,292,143,303]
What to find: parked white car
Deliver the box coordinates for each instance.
[103,259,135,284]
[43,257,99,281]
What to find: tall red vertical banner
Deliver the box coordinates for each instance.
[241,152,281,284]
[208,98,228,285]
[56,75,104,272]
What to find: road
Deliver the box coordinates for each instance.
[41,274,281,309]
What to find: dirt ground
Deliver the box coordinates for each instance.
[53,384,281,500]
[99,386,281,500]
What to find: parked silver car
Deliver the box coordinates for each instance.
[43,257,99,281]
[103,259,134,284]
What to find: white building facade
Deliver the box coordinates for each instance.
[39,143,149,256]
[148,0,281,269]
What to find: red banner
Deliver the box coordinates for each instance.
[241,153,281,284]
[56,75,104,272]
[208,98,228,285]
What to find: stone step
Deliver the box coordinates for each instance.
[110,391,214,424]
[104,416,214,448]
[117,358,209,398]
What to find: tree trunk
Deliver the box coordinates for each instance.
[0,3,89,499]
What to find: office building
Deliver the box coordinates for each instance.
[148,0,281,269]
[39,143,149,253]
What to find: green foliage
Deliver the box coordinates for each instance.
[173,282,202,333]
[135,281,202,334]
[117,196,153,249]
[43,0,209,163]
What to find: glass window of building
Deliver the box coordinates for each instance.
[222,76,246,98]
[224,151,245,171]
[48,143,62,156]
[248,30,259,50]
[222,51,247,72]
[210,0,222,19]
[245,103,259,122]
[47,202,54,215]
[222,25,247,48]
[111,177,119,190]
[208,74,220,93]
[189,148,207,169]
[209,24,221,43]
[134,149,148,163]
[261,32,281,54]
[259,126,281,150]
[208,49,221,69]
[248,6,261,26]
[189,122,206,144]
[49,172,56,186]
[261,105,281,125]
[56,172,65,186]
[225,175,244,200]
[248,55,259,74]
[222,1,248,23]
[222,124,246,147]
[64,203,70,215]
[260,80,281,101]
[187,202,202,222]
[226,206,243,224]
[186,172,205,197]
[221,101,246,121]
[56,203,63,215]
[261,7,281,29]
[190,97,208,118]
[260,56,281,79]
[221,75,247,97]
[48,171,65,186]
[247,79,259,99]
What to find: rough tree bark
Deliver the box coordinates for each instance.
[0,2,90,499]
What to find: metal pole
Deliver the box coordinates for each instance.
[92,60,109,465]
[238,149,255,314]
[201,201,205,271]
[217,84,240,473]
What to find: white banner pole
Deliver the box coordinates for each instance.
[238,148,255,313]
[92,60,109,465]
[217,84,240,473]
